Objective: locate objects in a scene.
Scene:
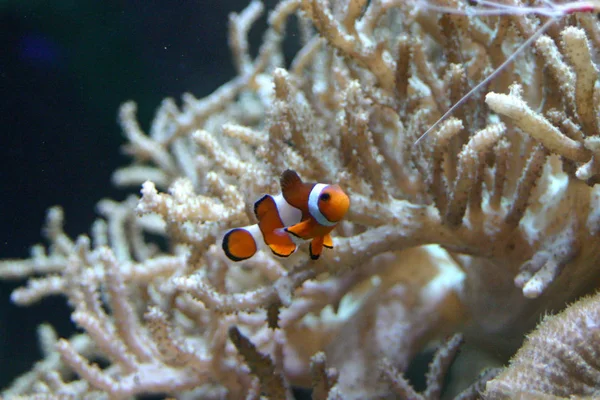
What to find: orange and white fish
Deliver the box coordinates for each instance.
[222,169,350,261]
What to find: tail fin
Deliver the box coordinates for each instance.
[222,226,260,262]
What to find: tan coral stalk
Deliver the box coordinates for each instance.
[485,89,590,163]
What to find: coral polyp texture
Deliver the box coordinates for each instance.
[2,0,600,398]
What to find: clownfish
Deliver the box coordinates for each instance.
[222,169,350,261]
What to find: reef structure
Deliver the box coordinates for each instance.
[2,0,600,399]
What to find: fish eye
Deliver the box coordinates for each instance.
[319,193,331,201]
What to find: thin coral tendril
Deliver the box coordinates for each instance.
[414,0,600,145]
[414,16,558,145]
[418,0,599,17]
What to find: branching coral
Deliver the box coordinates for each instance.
[2,0,600,399]
[485,291,600,399]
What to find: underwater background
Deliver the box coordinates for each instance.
[0,0,281,388]
[3,0,600,398]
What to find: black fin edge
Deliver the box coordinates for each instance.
[222,229,253,262]
[284,226,303,239]
[270,247,295,258]
[309,243,320,260]
[253,194,271,221]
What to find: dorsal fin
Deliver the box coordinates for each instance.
[280,169,302,195]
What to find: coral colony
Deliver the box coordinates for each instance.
[2,0,600,398]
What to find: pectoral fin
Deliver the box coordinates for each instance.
[284,219,314,240]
